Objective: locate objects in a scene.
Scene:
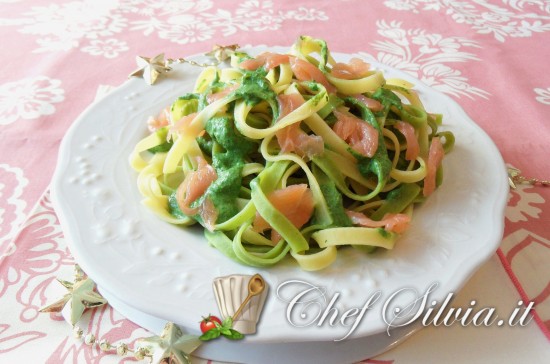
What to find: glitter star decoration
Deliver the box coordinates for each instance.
[39,265,107,326]
[205,44,239,62]
[508,167,521,189]
[129,54,171,85]
[136,322,202,364]
[507,166,550,189]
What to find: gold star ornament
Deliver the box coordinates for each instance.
[508,167,521,189]
[129,54,171,85]
[205,44,239,62]
[136,322,202,364]
[507,166,550,189]
[40,265,107,326]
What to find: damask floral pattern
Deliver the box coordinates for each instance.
[0,194,69,318]
[0,164,28,258]
[127,0,328,40]
[500,229,550,331]
[0,0,328,57]
[534,87,550,105]
[0,76,64,125]
[0,0,549,362]
[81,39,129,59]
[506,184,545,222]
[17,2,126,54]
[383,0,550,42]
[360,20,489,99]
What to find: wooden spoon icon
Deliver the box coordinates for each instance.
[232,274,266,321]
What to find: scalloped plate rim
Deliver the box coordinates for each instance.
[51,45,508,343]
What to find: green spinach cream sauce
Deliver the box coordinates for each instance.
[175,68,277,225]
[233,68,279,120]
[197,116,256,224]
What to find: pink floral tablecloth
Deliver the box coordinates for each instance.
[1,1,549,363]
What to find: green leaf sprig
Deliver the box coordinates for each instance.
[199,317,244,341]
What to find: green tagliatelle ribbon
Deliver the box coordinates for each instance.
[129,35,455,271]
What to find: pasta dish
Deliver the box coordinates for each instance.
[130,36,454,271]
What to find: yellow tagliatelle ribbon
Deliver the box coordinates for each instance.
[129,36,455,271]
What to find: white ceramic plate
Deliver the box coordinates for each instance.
[51,46,508,344]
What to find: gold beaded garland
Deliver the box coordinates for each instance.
[134,347,146,360]
[116,342,128,356]
[84,333,95,345]
[128,44,239,85]
[99,339,111,351]
[39,43,251,359]
[508,167,550,189]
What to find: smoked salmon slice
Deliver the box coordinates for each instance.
[275,93,324,158]
[423,137,444,197]
[346,210,410,234]
[278,93,305,118]
[241,53,337,93]
[147,107,170,132]
[240,52,291,71]
[333,110,378,157]
[253,184,315,243]
[289,57,337,94]
[394,121,419,161]
[353,94,383,112]
[331,58,371,80]
[276,123,324,159]
[168,112,198,141]
[199,197,218,232]
[207,84,238,104]
[176,157,217,217]
[170,112,198,132]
